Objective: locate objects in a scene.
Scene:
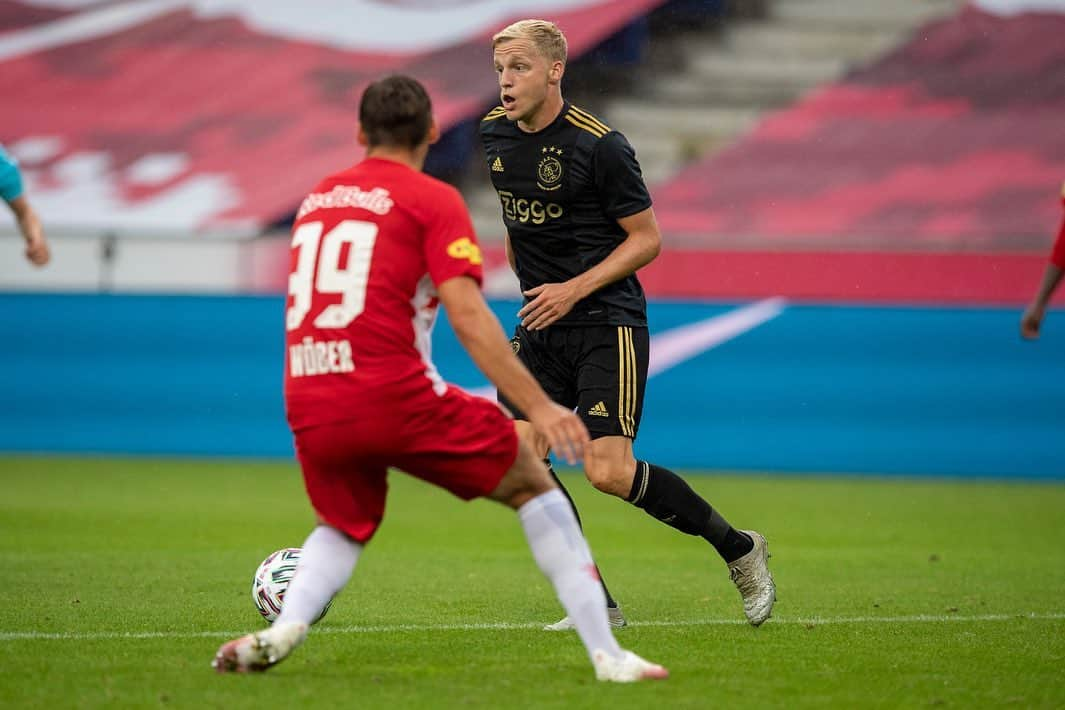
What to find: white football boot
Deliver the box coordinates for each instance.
[593,649,669,682]
[728,530,776,626]
[544,605,626,631]
[211,622,308,673]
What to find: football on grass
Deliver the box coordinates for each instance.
[251,547,330,624]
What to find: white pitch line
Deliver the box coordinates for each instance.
[2,612,1062,642]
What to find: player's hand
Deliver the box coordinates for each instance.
[526,401,590,465]
[1020,304,1044,340]
[519,281,581,330]
[25,235,50,267]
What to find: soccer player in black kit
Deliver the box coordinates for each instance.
[481,19,775,630]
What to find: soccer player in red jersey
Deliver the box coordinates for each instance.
[1021,183,1065,339]
[211,75,667,683]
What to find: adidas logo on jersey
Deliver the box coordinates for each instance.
[491,156,504,172]
[588,401,610,417]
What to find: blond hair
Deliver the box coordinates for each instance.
[492,19,567,64]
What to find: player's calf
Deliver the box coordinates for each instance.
[627,460,756,560]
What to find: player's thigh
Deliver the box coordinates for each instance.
[498,325,576,419]
[574,325,649,441]
[393,386,519,501]
[293,422,390,544]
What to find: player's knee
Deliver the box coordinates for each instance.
[583,457,631,498]
[489,440,553,509]
[514,419,550,458]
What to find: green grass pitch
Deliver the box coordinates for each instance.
[1,456,1063,709]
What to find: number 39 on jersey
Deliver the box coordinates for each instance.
[286,219,376,378]
[286,220,378,331]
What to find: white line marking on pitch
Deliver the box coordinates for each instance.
[2,612,1062,642]
[466,297,786,399]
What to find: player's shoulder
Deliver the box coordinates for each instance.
[417,171,464,203]
[481,105,507,123]
[479,106,511,138]
[390,168,467,221]
[562,104,616,141]
[325,159,453,193]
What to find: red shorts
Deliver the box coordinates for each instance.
[292,385,518,543]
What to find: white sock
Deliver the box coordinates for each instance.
[519,489,623,661]
[274,525,362,629]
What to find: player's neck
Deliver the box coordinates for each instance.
[364,146,426,171]
[517,93,564,133]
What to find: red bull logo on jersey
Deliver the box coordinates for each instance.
[297,186,393,221]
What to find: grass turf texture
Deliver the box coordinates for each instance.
[0,457,1062,709]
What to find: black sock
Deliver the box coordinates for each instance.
[627,461,754,563]
[545,459,619,609]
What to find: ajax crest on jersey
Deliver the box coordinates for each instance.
[251,547,331,624]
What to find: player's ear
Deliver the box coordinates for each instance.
[549,61,564,85]
[427,117,440,146]
[356,125,369,147]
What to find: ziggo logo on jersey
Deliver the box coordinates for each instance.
[497,190,563,225]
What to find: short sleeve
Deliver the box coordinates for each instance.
[593,131,652,220]
[421,184,484,288]
[0,147,24,202]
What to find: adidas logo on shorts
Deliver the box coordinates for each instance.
[588,401,610,417]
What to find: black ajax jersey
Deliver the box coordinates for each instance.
[479,102,652,327]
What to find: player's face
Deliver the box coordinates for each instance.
[493,38,555,125]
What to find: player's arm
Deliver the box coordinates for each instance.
[567,206,660,296]
[1020,211,1065,339]
[437,275,589,463]
[518,207,660,330]
[6,196,50,267]
[1020,264,1063,339]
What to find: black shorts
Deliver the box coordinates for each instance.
[500,324,649,440]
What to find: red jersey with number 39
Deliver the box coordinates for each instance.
[284,157,483,431]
